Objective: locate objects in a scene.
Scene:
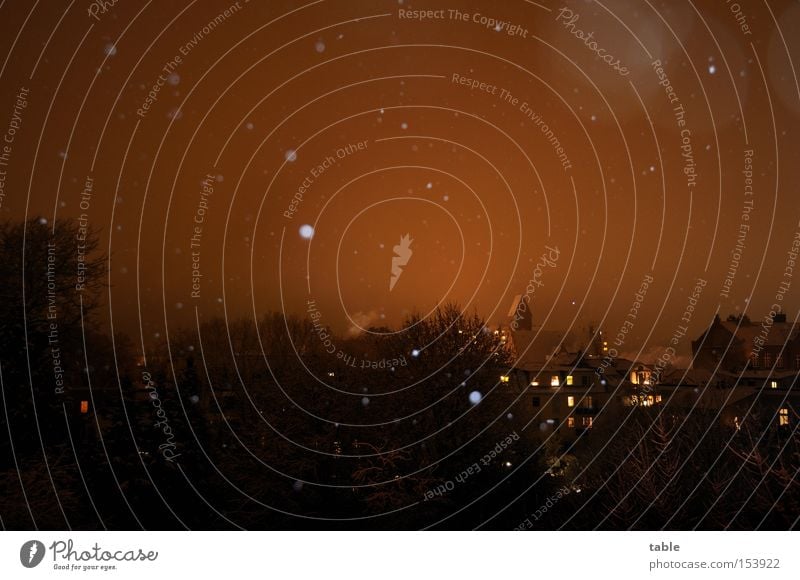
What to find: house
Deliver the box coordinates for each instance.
[500,302,800,439]
[501,349,649,441]
[691,313,800,372]
[652,365,799,431]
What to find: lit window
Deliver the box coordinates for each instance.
[582,416,593,428]
[779,408,789,427]
[500,375,510,383]
[531,381,539,387]
[551,375,560,387]
[655,395,662,403]
[566,375,574,385]
[771,380,778,389]
[567,396,575,407]
[80,400,89,414]
[567,417,575,428]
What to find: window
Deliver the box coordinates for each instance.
[551,375,560,387]
[567,417,575,428]
[751,354,760,369]
[80,400,89,414]
[764,353,772,367]
[777,354,785,368]
[566,375,574,386]
[531,381,539,387]
[779,408,789,427]
[583,396,594,409]
[567,396,575,407]
[582,416,593,428]
[655,395,662,403]
[771,380,778,390]
[796,354,800,370]
[582,375,589,386]
[532,397,541,407]
[500,375,510,383]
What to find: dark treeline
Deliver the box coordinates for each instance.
[0,218,797,530]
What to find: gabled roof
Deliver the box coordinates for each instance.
[723,320,800,347]
[697,318,800,349]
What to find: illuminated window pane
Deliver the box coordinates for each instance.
[771,381,778,389]
[567,396,575,407]
[567,417,575,428]
[779,408,789,426]
[582,416,593,428]
[550,376,560,387]
[500,375,510,383]
[80,400,89,414]
[566,375,573,386]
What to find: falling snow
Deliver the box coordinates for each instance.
[299,224,314,239]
